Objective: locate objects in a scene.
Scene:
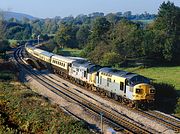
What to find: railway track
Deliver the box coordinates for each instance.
[45,70,180,133]
[145,110,180,132]
[14,46,156,134]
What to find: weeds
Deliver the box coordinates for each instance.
[0,82,92,134]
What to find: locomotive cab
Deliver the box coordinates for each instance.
[133,83,155,101]
[126,75,155,108]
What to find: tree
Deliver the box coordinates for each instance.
[91,17,111,40]
[0,40,9,52]
[0,10,5,40]
[152,1,180,62]
[76,25,90,48]
[123,11,132,19]
[106,13,121,25]
[110,20,143,59]
[100,52,122,66]
[55,23,78,48]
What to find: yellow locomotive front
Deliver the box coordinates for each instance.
[133,83,155,102]
[125,74,155,109]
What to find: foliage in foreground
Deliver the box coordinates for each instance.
[175,98,180,118]
[0,81,92,134]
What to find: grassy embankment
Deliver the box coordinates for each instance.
[0,61,92,133]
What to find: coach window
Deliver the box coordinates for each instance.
[120,82,124,91]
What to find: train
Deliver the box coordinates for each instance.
[25,44,155,109]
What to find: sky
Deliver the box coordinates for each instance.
[0,0,180,18]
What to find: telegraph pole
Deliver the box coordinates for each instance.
[37,35,40,45]
[100,112,104,134]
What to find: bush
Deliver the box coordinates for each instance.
[0,82,92,133]
[100,52,122,67]
[153,82,178,113]
[175,98,180,117]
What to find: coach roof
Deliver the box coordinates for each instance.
[33,48,54,57]
[51,54,76,63]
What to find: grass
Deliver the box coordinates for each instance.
[0,71,16,81]
[8,40,18,48]
[57,47,82,57]
[120,66,180,91]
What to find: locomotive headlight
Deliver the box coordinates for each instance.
[150,89,155,94]
[136,88,141,93]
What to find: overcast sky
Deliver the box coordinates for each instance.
[0,0,180,18]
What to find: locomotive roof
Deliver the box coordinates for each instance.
[34,48,54,57]
[99,67,142,79]
[73,60,91,67]
[99,67,129,76]
[99,67,149,81]
[72,60,100,72]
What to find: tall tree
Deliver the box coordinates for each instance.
[55,23,78,48]
[91,17,110,39]
[0,11,10,59]
[76,25,90,48]
[153,1,180,62]
[110,20,143,59]
[0,11,5,40]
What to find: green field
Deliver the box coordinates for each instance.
[120,66,180,91]
[57,47,82,57]
[133,19,154,24]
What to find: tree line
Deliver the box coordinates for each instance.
[0,1,180,66]
[54,1,180,66]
